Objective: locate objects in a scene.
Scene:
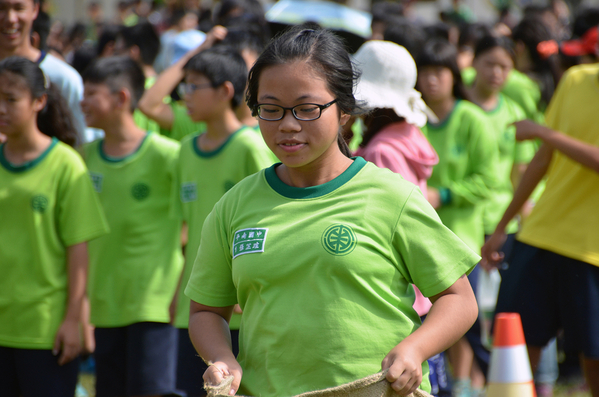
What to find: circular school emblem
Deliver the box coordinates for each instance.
[132,183,150,200]
[31,194,49,213]
[321,224,357,256]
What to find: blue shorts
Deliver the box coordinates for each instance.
[496,240,599,358]
[0,346,79,397]
[177,328,208,397]
[95,322,182,397]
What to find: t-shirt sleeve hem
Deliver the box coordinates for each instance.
[419,251,479,298]
[184,284,237,308]
[62,226,109,247]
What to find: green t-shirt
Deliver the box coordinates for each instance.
[185,157,479,397]
[173,127,277,329]
[167,101,206,141]
[133,76,164,134]
[462,68,545,124]
[0,139,108,349]
[82,132,184,327]
[480,94,535,234]
[421,100,499,252]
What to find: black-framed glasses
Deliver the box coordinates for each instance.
[255,99,337,121]
[180,82,214,95]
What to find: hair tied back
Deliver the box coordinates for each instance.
[537,40,558,59]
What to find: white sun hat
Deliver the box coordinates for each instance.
[353,40,436,127]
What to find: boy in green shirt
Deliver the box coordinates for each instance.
[80,56,183,397]
[173,46,276,397]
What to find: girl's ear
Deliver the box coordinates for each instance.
[340,112,351,126]
[117,88,131,110]
[33,93,47,113]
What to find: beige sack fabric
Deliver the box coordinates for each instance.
[205,370,433,397]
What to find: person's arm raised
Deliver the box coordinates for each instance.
[514,120,599,174]
[138,26,228,130]
[189,300,242,396]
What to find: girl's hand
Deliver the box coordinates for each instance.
[53,319,81,365]
[381,343,423,396]
[481,231,507,270]
[426,187,441,209]
[513,120,550,142]
[204,359,243,396]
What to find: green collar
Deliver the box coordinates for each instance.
[100,132,150,163]
[0,137,58,173]
[265,156,367,199]
[193,127,244,158]
[428,99,460,130]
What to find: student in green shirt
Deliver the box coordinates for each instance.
[416,38,499,397]
[80,56,183,397]
[186,26,479,397]
[173,46,276,397]
[0,57,108,397]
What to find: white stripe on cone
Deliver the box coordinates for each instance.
[486,382,536,397]
[487,345,533,383]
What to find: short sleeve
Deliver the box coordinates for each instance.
[57,153,109,246]
[184,205,238,307]
[393,187,479,297]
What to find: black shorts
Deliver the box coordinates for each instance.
[496,240,599,358]
[0,346,79,397]
[95,322,181,397]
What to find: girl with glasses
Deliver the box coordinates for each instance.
[185,26,480,397]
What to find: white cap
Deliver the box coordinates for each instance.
[353,40,436,127]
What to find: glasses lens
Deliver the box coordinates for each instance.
[258,104,284,120]
[293,104,321,120]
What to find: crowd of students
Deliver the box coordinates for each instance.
[1,1,598,397]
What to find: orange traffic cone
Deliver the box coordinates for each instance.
[486,313,537,397]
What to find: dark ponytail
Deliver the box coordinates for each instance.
[0,56,78,147]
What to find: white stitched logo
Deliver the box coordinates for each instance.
[233,228,268,258]
[180,182,197,202]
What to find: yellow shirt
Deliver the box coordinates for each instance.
[517,64,599,267]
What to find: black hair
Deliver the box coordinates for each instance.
[424,22,451,41]
[71,43,97,75]
[247,26,364,158]
[96,24,121,57]
[214,0,267,28]
[218,22,267,58]
[416,38,469,101]
[119,22,160,66]
[82,56,146,112]
[371,1,404,25]
[473,34,515,61]
[361,108,405,148]
[383,18,426,60]
[0,56,77,146]
[572,7,599,38]
[183,46,248,109]
[458,23,492,51]
[512,16,560,106]
[31,10,50,51]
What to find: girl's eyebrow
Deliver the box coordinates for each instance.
[258,94,313,102]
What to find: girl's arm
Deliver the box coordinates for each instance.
[382,275,477,395]
[515,120,599,173]
[53,242,88,365]
[481,143,553,269]
[189,300,242,396]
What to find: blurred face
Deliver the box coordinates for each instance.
[0,71,44,137]
[81,82,118,129]
[417,65,455,103]
[473,47,513,92]
[256,60,350,170]
[183,71,218,122]
[0,0,38,52]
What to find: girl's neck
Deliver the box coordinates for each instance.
[199,110,243,151]
[469,82,499,112]
[277,147,353,188]
[3,129,52,165]
[0,44,41,63]
[427,97,456,122]
[102,115,147,158]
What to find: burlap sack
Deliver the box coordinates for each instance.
[205,370,433,397]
